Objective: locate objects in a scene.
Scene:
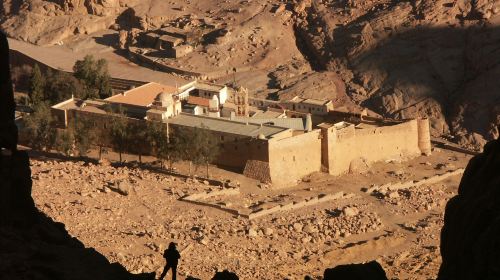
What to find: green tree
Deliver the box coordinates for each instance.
[11,65,33,91]
[73,55,113,99]
[70,117,97,158]
[110,106,130,163]
[192,125,220,178]
[95,122,108,161]
[29,64,45,106]
[25,102,56,151]
[173,127,195,175]
[146,120,172,169]
[128,121,148,163]
[174,124,220,178]
[56,129,74,157]
[45,70,85,104]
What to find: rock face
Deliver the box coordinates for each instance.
[0,31,35,225]
[0,31,17,152]
[292,0,500,148]
[0,31,154,280]
[0,0,120,45]
[438,137,500,279]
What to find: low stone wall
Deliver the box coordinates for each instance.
[363,168,465,194]
[182,187,240,201]
[128,49,204,78]
[246,192,354,220]
[180,187,354,220]
[180,187,241,216]
[128,49,254,80]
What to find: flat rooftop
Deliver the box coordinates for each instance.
[231,117,306,131]
[106,82,177,107]
[251,110,285,119]
[289,96,331,106]
[194,81,225,92]
[53,98,110,114]
[167,114,289,138]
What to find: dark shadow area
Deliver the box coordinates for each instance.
[211,270,239,280]
[323,261,388,280]
[202,28,228,45]
[431,140,479,156]
[145,50,171,59]
[438,137,500,279]
[325,208,342,217]
[292,25,326,72]
[0,31,155,280]
[115,8,142,30]
[28,149,100,165]
[94,33,119,48]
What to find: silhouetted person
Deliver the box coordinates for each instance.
[159,242,180,280]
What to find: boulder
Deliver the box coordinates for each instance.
[343,207,359,217]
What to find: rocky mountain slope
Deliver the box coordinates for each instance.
[1,0,499,148]
[291,0,500,148]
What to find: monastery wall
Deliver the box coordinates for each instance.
[324,119,426,176]
[267,130,322,186]
[213,133,269,170]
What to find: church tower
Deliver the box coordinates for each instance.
[234,86,249,117]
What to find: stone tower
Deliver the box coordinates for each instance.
[234,86,249,117]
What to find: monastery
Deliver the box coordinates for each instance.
[51,80,432,186]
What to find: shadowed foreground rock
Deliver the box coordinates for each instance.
[0,31,154,280]
[323,261,388,280]
[211,269,240,280]
[438,137,500,280]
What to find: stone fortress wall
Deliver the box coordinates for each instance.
[267,130,323,185]
[50,101,432,187]
[321,119,431,176]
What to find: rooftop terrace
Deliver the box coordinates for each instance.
[167,113,289,138]
[106,82,177,107]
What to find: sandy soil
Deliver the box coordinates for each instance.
[29,144,472,279]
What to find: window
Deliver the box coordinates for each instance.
[220,135,224,141]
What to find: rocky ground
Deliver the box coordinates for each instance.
[29,145,472,279]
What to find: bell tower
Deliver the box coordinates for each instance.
[234,86,249,117]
